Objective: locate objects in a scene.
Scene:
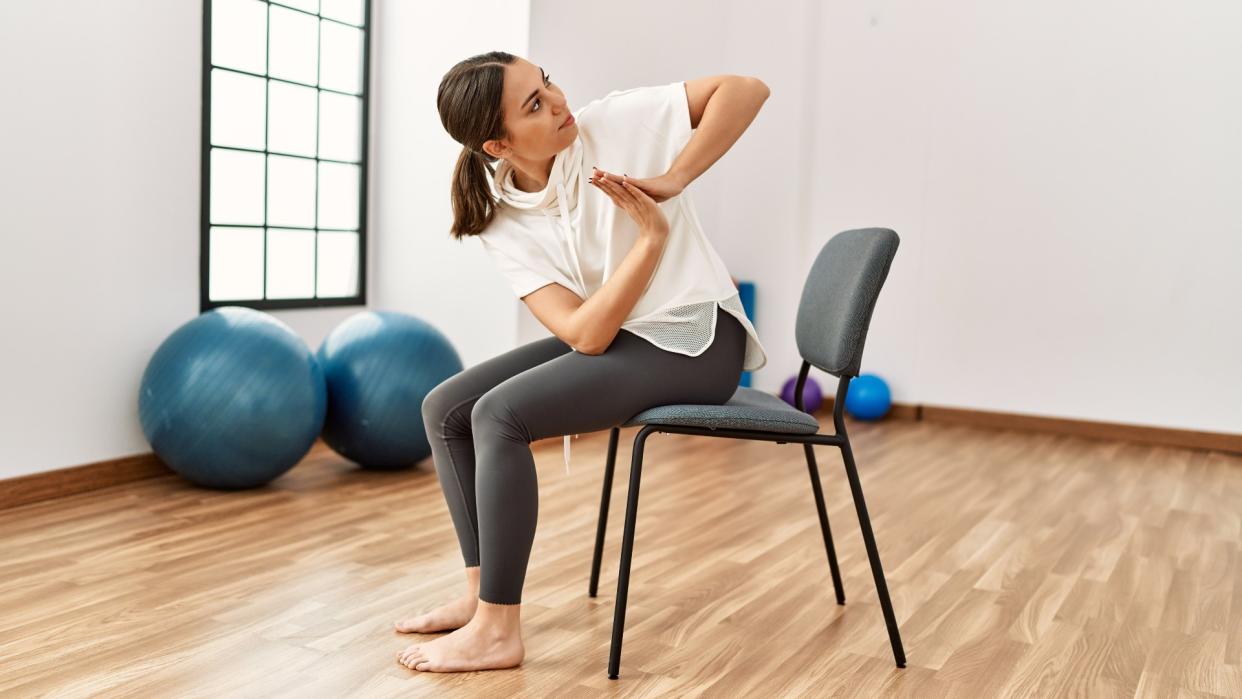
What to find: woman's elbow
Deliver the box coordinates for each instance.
[569,326,601,355]
[574,330,616,356]
[741,76,770,99]
[575,338,605,355]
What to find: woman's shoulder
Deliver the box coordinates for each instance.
[478,208,543,252]
[575,81,684,134]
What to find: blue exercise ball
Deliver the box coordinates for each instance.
[844,373,892,420]
[317,311,463,470]
[139,306,327,489]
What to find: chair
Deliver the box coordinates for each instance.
[589,227,907,680]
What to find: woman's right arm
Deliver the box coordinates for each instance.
[524,173,669,354]
[523,234,665,355]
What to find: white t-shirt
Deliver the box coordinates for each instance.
[476,80,768,471]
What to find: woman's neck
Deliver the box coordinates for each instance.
[507,154,556,193]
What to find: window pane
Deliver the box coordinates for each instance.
[271,0,318,13]
[267,80,317,156]
[318,91,361,162]
[211,69,265,149]
[320,0,364,26]
[317,231,359,297]
[319,21,363,94]
[266,228,315,299]
[210,149,265,225]
[317,161,360,229]
[269,5,319,85]
[211,0,266,74]
[267,155,316,227]
[209,227,264,300]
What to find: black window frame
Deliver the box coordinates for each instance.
[199,0,371,312]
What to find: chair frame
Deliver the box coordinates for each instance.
[589,360,907,679]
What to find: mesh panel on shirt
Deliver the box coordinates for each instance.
[622,293,758,357]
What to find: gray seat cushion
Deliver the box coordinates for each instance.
[622,387,820,434]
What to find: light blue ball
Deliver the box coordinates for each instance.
[844,373,892,421]
[317,311,463,469]
[138,307,327,489]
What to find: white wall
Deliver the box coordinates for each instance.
[371,0,530,370]
[529,0,1242,433]
[1,1,196,480]
[0,1,375,480]
[2,0,1237,481]
[809,0,1242,433]
[0,0,529,481]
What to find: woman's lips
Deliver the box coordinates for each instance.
[560,114,575,129]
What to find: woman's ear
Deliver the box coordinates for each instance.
[482,140,507,160]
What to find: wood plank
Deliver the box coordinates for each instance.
[1,420,1240,695]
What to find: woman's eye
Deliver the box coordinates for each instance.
[534,76,552,112]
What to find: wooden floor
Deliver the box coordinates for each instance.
[2,418,1241,698]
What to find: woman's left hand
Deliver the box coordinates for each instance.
[590,167,685,203]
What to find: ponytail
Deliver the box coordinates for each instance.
[437,51,516,240]
[449,146,499,240]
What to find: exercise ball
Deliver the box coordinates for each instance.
[845,373,892,420]
[317,311,463,470]
[138,306,327,489]
[780,375,823,413]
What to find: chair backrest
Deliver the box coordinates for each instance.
[795,227,900,378]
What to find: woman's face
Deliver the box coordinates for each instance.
[483,57,577,163]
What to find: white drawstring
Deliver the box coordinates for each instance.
[540,208,582,298]
[556,182,588,295]
[548,181,583,475]
[563,433,579,474]
[490,141,587,476]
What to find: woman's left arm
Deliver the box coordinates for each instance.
[667,77,770,190]
[593,77,769,202]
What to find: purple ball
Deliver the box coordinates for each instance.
[780,375,823,413]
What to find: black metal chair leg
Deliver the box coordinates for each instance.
[804,443,846,605]
[608,425,654,680]
[590,427,620,598]
[840,437,906,668]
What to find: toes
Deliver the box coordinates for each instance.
[395,616,423,633]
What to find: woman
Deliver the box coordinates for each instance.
[396,51,769,673]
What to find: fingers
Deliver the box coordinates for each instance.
[612,179,650,210]
[602,176,637,204]
[591,176,634,211]
[622,179,653,202]
[592,168,631,192]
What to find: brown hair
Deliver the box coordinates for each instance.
[436,51,517,240]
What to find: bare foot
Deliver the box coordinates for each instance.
[397,615,524,672]
[394,593,478,634]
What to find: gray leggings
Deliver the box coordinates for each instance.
[420,305,747,604]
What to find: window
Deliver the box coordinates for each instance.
[201,0,371,311]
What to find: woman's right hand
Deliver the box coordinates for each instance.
[590,168,670,244]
